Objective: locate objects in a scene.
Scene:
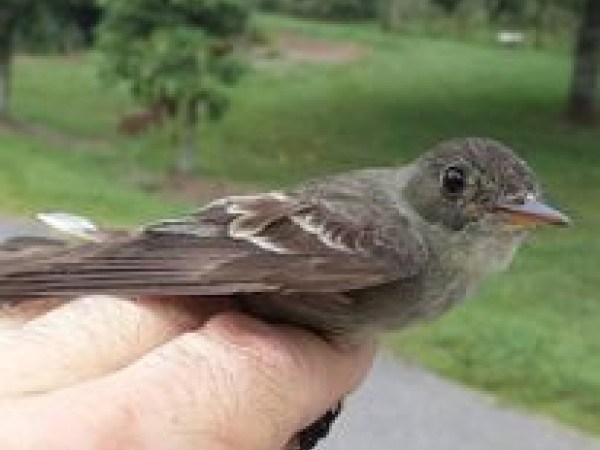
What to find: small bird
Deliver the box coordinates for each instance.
[0,137,569,448]
[0,137,569,331]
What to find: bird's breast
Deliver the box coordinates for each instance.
[426,230,525,314]
[353,228,526,332]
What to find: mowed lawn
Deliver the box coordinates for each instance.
[2,14,600,434]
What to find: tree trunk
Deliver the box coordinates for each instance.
[0,35,12,117]
[380,0,403,32]
[175,99,200,175]
[533,1,549,50]
[455,8,469,40]
[566,0,600,124]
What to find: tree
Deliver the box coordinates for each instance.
[57,0,103,47]
[379,0,431,32]
[486,0,526,22]
[0,0,98,116]
[567,0,600,124]
[258,0,376,20]
[379,0,405,32]
[432,0,464,14]
[0,1,32,115]
[431,0,473,37]
[98,0,250,174]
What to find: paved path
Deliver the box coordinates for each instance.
[1,217,599,450]
[322,355,600,450]
[0,216,50,239]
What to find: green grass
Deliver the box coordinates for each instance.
[0,133,186,225]
[14,54,133,137]
[3,14,600,434]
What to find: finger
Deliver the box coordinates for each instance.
[0,299,64,330]
[198,313,375,428]
[53,312,373,450]
[0,295,229,397]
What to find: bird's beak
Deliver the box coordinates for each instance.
[495,198,571,227]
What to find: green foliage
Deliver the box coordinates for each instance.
[0,0,100,115]
[486,0,584,25]
[258,0,377,20]
[432,0,465,15]
[379,0,435,32]
[0,1,38,46]
[97,0,251,172]
[98,0,248,112]
[0,0,99,53]
[0,2,98,75]
[376,0,583,49]
[377,0,582,31]
[486,0,526,22]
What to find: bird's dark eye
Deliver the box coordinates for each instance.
[442,166,467,196]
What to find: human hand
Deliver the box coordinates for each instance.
[0,296,374,450]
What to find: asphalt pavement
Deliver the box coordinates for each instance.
[322,355,600,450]
[0,216,51,240]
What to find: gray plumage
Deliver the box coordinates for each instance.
[0,137,568,336]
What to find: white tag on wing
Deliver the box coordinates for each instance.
[36,212,101,241]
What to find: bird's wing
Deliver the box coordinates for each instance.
[0,193,428,299]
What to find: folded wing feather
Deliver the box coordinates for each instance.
[0,193,426,300]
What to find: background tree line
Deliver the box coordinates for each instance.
[0,0,597,140]
[258,0,598,123]
[258,0,584,26]
[0,0,250,174]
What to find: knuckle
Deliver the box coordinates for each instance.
[156,329,297,448]
[134,318,316,449]
[202,314,307,381]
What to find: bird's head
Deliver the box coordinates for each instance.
[404,138,570,234]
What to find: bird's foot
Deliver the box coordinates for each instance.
[287,402,343,450]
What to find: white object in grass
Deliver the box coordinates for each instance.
[37,212,100,241]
